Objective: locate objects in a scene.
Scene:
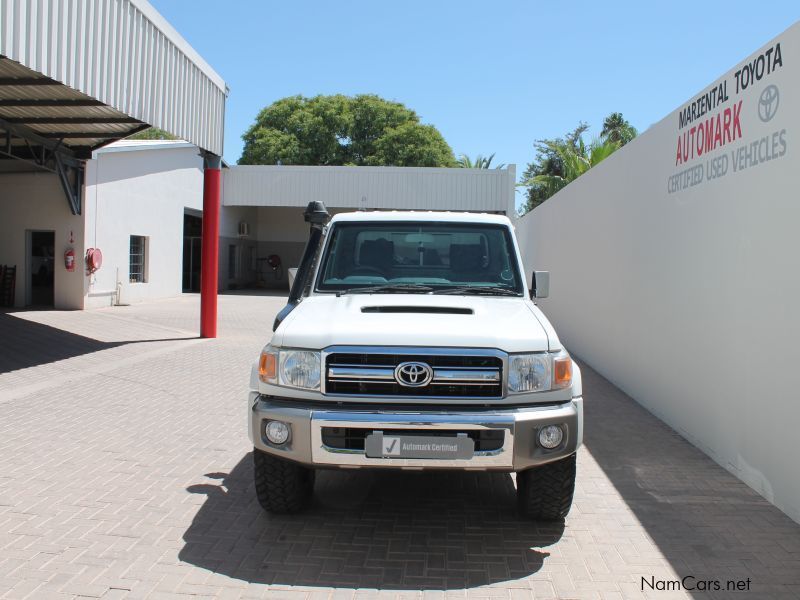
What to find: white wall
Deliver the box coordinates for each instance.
[218,205,259,290]
[220,205,258,240]
[257,206,308,242]
[0,172,85,309]
[516,23,800,523]
[83,144,203,307]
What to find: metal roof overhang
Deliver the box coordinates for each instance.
[0,0,227,214]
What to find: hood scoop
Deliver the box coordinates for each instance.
[361,305,473,315]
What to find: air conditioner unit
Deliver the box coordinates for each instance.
[238,222,250,238]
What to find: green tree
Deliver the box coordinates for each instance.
[369,121,455,167]
[601,112,637,146]
[519,114,635,214]
[524,137,618,200]
[127,127,177,141]
[519,123,588,214]
[456,153,505,169]
[239,94,456,167]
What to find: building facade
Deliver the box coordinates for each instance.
[221,164,517,290]
[1,139,518,308]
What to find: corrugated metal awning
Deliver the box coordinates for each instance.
[1,0,226,157]
[0,0,227,214]
[0,57,148,154]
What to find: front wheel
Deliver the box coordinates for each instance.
[253,449,315,513]
[517,454,576,521]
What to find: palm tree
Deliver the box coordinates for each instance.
[456,153,505,169]
[521,138,618,196]
[601,113,637,146]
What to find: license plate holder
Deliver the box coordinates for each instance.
[364,432,475,460]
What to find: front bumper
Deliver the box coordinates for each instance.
[249,394,582,471]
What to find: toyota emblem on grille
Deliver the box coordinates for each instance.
[394,361,434,387]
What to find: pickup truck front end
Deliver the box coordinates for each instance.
[247,206,582,521]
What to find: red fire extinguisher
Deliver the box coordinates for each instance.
[64,248,75,272]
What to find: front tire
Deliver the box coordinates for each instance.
[517,454,576,521]
[253,449,315,513]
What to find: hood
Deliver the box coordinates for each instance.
[273,294,559,353]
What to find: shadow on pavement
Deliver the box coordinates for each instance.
[0,312,196,374]
[180,454,564,590]
[579,359,800,599]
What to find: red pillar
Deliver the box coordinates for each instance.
[200,153,222,338]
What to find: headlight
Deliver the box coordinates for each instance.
[279,350,321,389]
[259,348,321,390]
[508,354,550,392]
[508,351,572,393]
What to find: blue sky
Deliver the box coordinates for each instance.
[153,0,799,190]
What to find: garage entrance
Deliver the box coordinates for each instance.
[28,230,54,307]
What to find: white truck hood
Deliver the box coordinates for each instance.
[272,294,561,353]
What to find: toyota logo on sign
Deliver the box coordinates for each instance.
[758,85,779,122]
[394,361,434,387]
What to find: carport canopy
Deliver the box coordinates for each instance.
[1,0,227,337]
[0,0,227,213]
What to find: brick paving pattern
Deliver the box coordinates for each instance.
[1,293,798,599]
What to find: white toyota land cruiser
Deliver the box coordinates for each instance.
[248,202,582,521]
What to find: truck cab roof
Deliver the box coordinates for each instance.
[329,211,513,226]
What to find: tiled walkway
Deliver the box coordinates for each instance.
[0,294,798,599]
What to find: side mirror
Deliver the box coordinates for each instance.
[530,271,549,299]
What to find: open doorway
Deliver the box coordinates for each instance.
[182,213,202,292]
[28,230,55,307]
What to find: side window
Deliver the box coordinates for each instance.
[129,235,147,283]
[248,246,256,272]
[228,244,237,280]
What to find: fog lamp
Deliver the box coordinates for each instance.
[538,425,563,449]
[265,420,290,445]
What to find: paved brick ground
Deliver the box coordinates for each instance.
[1,293,799,600]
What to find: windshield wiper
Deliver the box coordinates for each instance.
[336,284,434,297]
[433,286,520,296]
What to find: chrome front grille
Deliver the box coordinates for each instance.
[323,347,504,398]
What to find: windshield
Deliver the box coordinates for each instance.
[315,221,523,294]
